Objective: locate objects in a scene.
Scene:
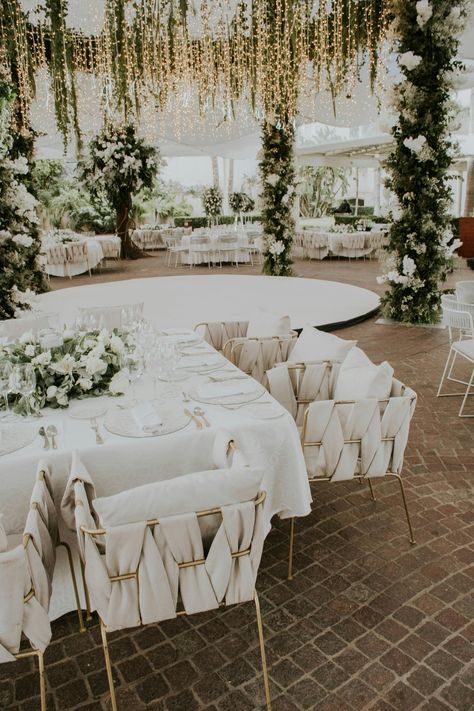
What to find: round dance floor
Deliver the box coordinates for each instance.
[38,275,380,331]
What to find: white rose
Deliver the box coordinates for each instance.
[416,0,433,27]
[24,344,36,357]
[109,370,129,395]
[46,385,58,399]
[399,51,422,71]
[85,356,107,376]
[56,392,69,406]
[403,136,427,154]
[78,377,93,391]
[402,255,416,276]
[32,350,51,366]
[19,331,35,344]
[110,335,125,354]
[52,355,76,374]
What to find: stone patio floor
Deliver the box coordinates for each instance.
[2,255,473,711]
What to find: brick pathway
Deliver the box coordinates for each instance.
[2,257,473,710]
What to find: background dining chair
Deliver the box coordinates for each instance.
[455,280,474,304]
[437,304,474,417]
[65,445,272,711]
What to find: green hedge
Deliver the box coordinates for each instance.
[174,215,262,229]
[334,215,390,226]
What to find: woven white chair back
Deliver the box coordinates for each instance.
[64,241,88,263]
[456,281,474,304]
[301,378,417,482]
[46,244,67,265]
[0,462,55,662]
[225,332,298,387]
[267,361,341,426]
[194,320,249,352]
[69,461,266,633]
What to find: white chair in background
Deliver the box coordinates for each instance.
[163,234,188,267]
[437,303,474,417]
[455,281,474,304]
[0,461,84,711]
[189,235,214,268]
[63,439,272,711]
[216,234,248,266]
[0,313,60,343]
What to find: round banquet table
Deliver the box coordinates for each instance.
[44,238,104,277]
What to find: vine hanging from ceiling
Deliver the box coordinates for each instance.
[0,0,390,147]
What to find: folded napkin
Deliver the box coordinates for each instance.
[132,401,163,433]
[197,380,257,400]
[209,372,248,382]
[176,355,221,369]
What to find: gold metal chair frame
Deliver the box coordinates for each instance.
[79,491,272,711]
[287,394,416,580]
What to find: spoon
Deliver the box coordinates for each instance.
[38,426,50,450]
[46,425,58,450]
[193,407,210,427]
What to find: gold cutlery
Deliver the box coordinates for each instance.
[38,426,50,450]
[184,408,204,429]
[193,407,210,427]
[90,418,104,444]
[46,425,58,449]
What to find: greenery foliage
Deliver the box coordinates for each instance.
[259,116,296,276]
[0,75,47,319]
[298,166,349,218]
[380,0,467,323]
[229,191,255,215]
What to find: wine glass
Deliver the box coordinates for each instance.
[13,364,37,420]
[0,362,14,421]
[121,351,144,404]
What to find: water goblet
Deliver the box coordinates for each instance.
[13,364,37,420]
[0,362,14,421]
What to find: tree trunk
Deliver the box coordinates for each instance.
[211,156,219,188]
[227,158,234,196]
[116,196,142,259]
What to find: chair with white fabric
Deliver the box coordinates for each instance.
[285,347,417,579]
[64,241,91,278]
[217,234,249,266]
[77,302,144,331]
[0,313,60,343]
[194,320,250,351]
[437,303,474,417]
[455,280,474,304]
[189,235,214,268]
[0,461,85,710]
[306,232,329,260]
[63,434,272,711]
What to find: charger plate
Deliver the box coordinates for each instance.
[0,424,36,456]
[104,402,191,438]
[242,402,285,419]
[188,382,265,406]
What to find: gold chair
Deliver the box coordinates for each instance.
[0,462,85,711]
[287,379,417,579]
[68,452,273,711]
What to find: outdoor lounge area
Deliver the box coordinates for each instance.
[0,2,474,711]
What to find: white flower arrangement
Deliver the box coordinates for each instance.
[398,51,422,71]
[416,0,433,28]
[0,328,128,415]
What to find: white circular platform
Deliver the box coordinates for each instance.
[38,275,380,331]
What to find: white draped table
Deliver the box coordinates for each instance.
[1,342,311,619]
[181,232,250,265]
[44,238,103,277]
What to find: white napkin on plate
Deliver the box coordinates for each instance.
[197,380,257,399]
[176,355,221,369]
[208,371,248,382]
[132,401,163,433]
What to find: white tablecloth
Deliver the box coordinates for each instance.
[182,233,250,265]
[325,231,377,258]
[1,344,311,619]
[131,228,165,250]
[94,235,121,259]
[44,238,104,277]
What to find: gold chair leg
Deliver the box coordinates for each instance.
[100,621,117,711]
[368,479,376,501]
[287,517,295,581]
[37,651,46,711]
[59,541,86,632]
[254,592,272,711]
[79,558,92,621]
[389,473,416,545]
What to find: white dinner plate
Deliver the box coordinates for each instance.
[68,402,108,420]
[188,382,265,405]
[104,402,191,438]
[0,424,36,457]
[241,402,285,419]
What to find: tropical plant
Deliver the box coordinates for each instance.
[79,124,161,258]
[298,166,349,218]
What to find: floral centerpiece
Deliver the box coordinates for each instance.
[229,191,255,215]
[80,124,162,259]
[43,229,83,244]
[331,224,355,234]
[1,328,129,415]
[201,187,223,225]
[380,0,467,323]
[0,76,48,319]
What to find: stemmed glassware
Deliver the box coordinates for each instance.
[0,362,15,421]
[121,350,144,405]
[11,364,37,420]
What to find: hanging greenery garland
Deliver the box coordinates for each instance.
[259,115,296,277]
[379,0,467,324]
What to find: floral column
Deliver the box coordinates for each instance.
[259,115,296,276]
[379,0,466,323]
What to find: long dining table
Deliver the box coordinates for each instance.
[1,331,312,620]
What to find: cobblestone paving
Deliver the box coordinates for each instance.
[2,258,473,710]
